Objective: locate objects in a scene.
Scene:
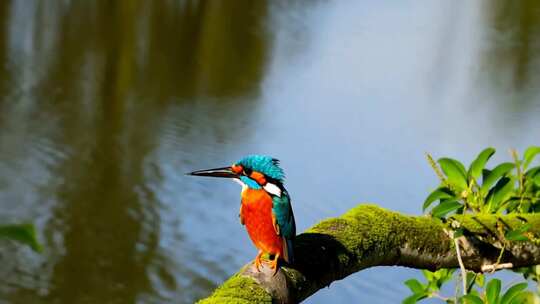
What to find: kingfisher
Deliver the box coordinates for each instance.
[188,155,296,274]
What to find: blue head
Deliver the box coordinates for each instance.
[188,154,285,191]
[236,155,284,181]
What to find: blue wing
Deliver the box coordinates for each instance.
[272,189,296,263]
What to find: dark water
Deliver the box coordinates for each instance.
[0,1,539,303]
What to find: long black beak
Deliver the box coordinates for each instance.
[187,166,238,178]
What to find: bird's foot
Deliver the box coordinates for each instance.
[253,252,280,275]
[269,253,280,276]
[254,251,264,272]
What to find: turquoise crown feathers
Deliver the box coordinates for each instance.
[236,155,285,181]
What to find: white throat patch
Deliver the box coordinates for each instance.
[233,178,248,193]
[263,182,281,197]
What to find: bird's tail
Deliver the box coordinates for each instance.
[282,237,294,264]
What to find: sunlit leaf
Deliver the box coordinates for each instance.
[523,146,540,170]
[0,224,42,252]
[468,147,496,181]
[438,158,468,190]
[499,282,528,304]
[402,293,426,304]
[423,187,454,212]
[505,224,532,242]
[509,291,534,304]
[475,273,485,287]
[480,163,515,195]
[404,279,425,294]
[422,270,434,281]
[461,294,484,304]
[505,232,529,242]
[486,278,501,304]
[431,200,462,219]
[435,268,455,288]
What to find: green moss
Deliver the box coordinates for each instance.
[197,274,272,304]
[449,213,540,245]
[452,213,540,233]
[308,204,451,264]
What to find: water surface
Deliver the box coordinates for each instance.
[0,1,539,303]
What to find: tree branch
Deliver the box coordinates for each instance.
[198,204,540,304]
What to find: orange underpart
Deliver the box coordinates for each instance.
[250,171,266,185]
[240,188,283,258]
[231,164,243,174]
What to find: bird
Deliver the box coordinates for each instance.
[188,155,296,274]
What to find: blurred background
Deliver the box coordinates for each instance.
[0,1,539,303]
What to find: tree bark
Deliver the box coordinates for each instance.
[197,204,540,304]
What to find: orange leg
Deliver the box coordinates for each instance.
[271,213,280,235]
[270,253,280,275]
[254,250,264,271]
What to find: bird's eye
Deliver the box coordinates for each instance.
[243,168,252,176]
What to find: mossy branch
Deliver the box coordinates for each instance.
[198,204,540,304]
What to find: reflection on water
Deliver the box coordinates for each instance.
[0,1,269,303]
[483,0,540,90]
[0,1,539,303]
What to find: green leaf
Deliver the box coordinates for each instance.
[475,273,485,287]
[505,224,532,241]
[500,282,528,304]
[0,224,42,252]
[482,168,491,183]
[438,158,468,190]
[523,146,540,170]
[505,233,529,242]
[504,198,521,213]
[432,268,455,288]
[524,166,540,178]
[440,269,455,281]
[422,269,434,281]
[423,187,454,211]
[510,291,533,304]
[404,279,425,294]
[465,272,477,293]
[534,173,540,187]
[453,227,464,238]
[402,293,426,304]
[431,200,462,219]
[481,163,515,195]
[524,166,540,188]
[486,278,501,304]
[488,177,515,212]
[461,294,484,304]
[469,147,496,181]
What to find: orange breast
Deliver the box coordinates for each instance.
[240,188,283,256]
